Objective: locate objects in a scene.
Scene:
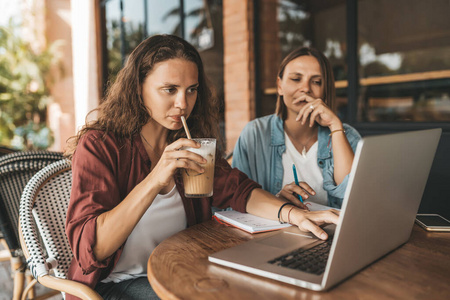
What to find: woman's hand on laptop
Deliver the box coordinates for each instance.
[246,189,339,240]
[287,208,340,240]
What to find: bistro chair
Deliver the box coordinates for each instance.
[0,145,16,261]
[0,145,16,156]
[0,150,64,300]
[19,159,102,300]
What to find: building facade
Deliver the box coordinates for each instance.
[6,0,450,217]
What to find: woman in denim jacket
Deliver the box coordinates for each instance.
[232,47,361,209]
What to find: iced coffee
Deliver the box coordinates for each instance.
[182,138,216,198]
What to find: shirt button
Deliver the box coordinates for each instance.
[318,161,324,166]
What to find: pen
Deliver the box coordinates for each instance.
[292,164,304,203]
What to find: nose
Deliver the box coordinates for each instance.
[299,80,311,94]
[174,92,187,110]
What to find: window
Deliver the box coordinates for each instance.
[257,0,450,124]
[357,0,450,122]
[100,0,224,134]
[257,0,347,118]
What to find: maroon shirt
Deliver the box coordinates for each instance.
[65,130,260,297]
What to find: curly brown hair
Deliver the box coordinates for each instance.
[275,47,336,120]
[65,34,221,158]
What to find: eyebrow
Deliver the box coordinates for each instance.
[160,82,199,87]
[288,72,322,78]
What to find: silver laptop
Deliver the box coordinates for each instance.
[209,128,441,291]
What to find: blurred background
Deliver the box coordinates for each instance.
[0,1,449,215]
[1,1,449,298]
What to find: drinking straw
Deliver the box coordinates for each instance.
[181,116,192,139]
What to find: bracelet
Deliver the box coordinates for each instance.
[287,206,296,224]
[278,202,293,224]
[329,129,346,136]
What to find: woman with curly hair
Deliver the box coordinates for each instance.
[65,35,339,300]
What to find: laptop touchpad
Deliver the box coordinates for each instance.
[255,232,315,249]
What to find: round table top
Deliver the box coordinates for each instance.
[147,220,450,300]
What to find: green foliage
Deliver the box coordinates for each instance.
[106,20,145,85]
[0,21,63,150]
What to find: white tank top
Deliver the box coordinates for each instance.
[103,185,187,283]
[281,132,328,205]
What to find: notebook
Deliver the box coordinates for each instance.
[209,128,441,291]
[213,210,292,233]
[213,202,333,233]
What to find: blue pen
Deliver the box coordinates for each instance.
[292,164,304,203]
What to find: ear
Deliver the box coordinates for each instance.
[277,77,283,96]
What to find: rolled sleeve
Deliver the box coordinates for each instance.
[323,172,350,208]
[322,124,361,208]
[70,216,114,274]
[65,132,122,274]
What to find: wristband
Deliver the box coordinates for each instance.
[278,202,293,224]
[329,128,345,136]
[287,206,296,224]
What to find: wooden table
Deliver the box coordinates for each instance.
[147,220,450,300]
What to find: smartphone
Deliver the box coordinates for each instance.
[415,214,450,232]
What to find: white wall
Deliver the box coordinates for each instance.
[70,0,99,133]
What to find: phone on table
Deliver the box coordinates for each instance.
[415,214,450,232]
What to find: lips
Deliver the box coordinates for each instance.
[294,99,307,105]
[170,115,183,122]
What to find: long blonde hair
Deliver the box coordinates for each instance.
[275,47,336,120]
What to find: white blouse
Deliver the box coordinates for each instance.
[102,185,187,283]
[281,132,328,205]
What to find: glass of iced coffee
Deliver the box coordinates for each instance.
[182,138,216,197]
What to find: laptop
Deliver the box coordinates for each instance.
[209,128,441,291]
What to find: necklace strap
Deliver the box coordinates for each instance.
[298,127,318,147]
[299,134,315,147]
[140,133,155,151]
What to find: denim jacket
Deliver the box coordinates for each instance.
[232,114,361,208]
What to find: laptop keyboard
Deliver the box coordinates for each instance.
[268,237,334,275]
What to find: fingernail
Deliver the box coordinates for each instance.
[203,158,207,163]
[320,233,327,240]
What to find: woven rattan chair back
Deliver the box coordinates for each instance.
[0,151,64,254]
[20,159,73,279]
[19,160,102,300]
